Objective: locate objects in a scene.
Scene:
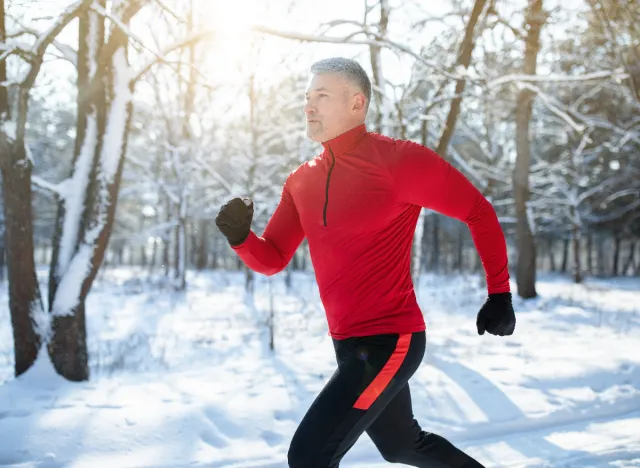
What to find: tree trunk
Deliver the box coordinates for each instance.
[513,0,544,298]
[587,232,593,274]
[561,238,569,273]
[434,0,488,156]
[0,0,43,377]
[573,227,582,283]
[547,238,556,272]
[597,234,605,277]
[162,200,170,276]
[456,226,464,271]
[0,230,5,282]
[149,236,157,272]
[245,265,254,294]
[612,236,621,276]
[623,240,636,276]
[195,219,208,270]
[46,2,105,381]
[48,1,139,380]
[0,143,44,376]
[419,0,487,275]
[430,215,440,272]
[174,193,187,290]
[175,216,186,290]
[140,216,147,267]
[368,0,389,134]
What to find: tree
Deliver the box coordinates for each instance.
[0,0,90,378]
[513,0,546,298]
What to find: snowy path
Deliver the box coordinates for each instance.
[0,270,639,467]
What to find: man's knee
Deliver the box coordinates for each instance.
[376,442,410,464]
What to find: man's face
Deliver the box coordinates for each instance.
[304,73,362,143]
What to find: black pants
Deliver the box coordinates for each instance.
[288,331,485,467]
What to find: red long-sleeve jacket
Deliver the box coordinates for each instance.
[232,124,510,339]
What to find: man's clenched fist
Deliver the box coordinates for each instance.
[476,292,516,336]
[215,197,254,246]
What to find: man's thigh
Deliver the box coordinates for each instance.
[288,332,425,468]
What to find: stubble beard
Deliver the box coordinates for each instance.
[306,121,324,142]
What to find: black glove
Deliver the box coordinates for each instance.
[215,197,254,246]
[476,292,516,336]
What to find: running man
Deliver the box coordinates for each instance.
[215,57,516,468]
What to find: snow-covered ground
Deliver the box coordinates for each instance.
[0,268,639,467]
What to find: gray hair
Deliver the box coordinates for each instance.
[309,57,371,110]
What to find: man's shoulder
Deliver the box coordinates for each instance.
[364,132,428,166]
[285,154,322,183]
[365,132,427,155]
[366,131,396,148]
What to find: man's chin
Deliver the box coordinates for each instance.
[306,130,323,143]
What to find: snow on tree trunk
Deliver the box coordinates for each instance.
[48,32,134,380]
[514,0,545,299]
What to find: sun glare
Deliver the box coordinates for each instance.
[200,0,260,38]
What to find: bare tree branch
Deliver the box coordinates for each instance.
[252,24,464,81]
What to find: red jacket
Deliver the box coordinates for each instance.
[232,124,510,339]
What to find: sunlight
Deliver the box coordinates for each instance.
[202,0,260,37]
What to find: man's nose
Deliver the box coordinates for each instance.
[304,100,315,115]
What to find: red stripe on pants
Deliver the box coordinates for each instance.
[353,333,412,410]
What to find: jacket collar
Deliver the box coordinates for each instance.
[321,123,367,155]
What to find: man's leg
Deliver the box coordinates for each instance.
[366,381,485,467]
[287,332,425,468]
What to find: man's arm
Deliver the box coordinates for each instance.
[231,180,305,276]
[391,140,510,294]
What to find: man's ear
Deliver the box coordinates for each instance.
[351,93,366,113]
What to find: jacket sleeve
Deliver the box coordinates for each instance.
[231,179,305,276]
[391,140,510,294]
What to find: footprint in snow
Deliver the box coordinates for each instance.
[202,406,244,439]
[199,426,228,449]
[261,430,283,447]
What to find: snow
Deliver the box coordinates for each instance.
[57,114,97,277]
[101,47,131,181]
[0,270,639,467]
[2,119,17,140]
[51,232,99,317]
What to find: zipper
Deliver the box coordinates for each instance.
[323,146,336,227]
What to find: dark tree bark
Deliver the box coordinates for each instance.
[513,0,545,298]
[623,240,636,276]
[612,236,621,276]
[420,0,488,274]
[561,238,569,273]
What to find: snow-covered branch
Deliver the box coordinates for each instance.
[519,82,587,133]
[31,175,65,197]
[131,30,215,84]
[17,0,91,144]
[6,19,78,67]
[487,68,628,89]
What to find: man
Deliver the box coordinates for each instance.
[215,57,515,468]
